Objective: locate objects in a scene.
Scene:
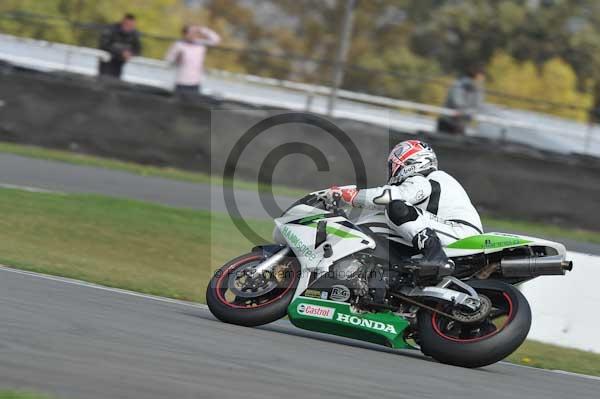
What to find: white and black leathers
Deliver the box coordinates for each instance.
[352,170,483,246]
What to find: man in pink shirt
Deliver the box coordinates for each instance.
[165,25,221,97]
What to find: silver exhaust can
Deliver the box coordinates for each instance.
[501,255,572,278]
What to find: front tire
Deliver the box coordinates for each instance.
[417,279,531,368]
[206,251,300,327]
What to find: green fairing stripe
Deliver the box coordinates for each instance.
[298,214,328,224]
[447,234,532,250]
[305,222,361,239]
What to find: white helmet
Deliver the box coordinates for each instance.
[387,140,438,184]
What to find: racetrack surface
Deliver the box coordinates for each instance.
[0,266,598,399]
[0,152,275,218]
[1,152,599,255]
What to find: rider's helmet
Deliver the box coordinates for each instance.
[387,140,438,184]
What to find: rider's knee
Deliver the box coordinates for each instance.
[386,200,419,226]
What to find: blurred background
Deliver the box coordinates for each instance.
[1,0,600,113]
[2,0,600,154]
[3,0,600,117]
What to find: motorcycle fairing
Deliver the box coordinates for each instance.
[274,205,375,273]
[287,297,412,349]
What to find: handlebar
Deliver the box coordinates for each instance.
[314,190,345,212]
[282,186,356,216]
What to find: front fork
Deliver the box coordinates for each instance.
[250,247,291,277]
[250,246,316,301]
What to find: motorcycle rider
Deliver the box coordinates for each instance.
[328,140,482,276]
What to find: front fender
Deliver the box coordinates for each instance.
[252,244,288,258]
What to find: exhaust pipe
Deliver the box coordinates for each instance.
[501,255,573,278]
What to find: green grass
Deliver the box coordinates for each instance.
[0,187,273,302]
[0,142,305,198]
[508,340,600,377]
[0,187,598,375]
[0,392,53,399]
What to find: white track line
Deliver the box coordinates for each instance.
[0,264,208,310]
[0,182,62,194]
[500,361,600,381]
[545,369,600,381]
[1,264,599,381]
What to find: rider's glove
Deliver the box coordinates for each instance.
[328,186,358,205]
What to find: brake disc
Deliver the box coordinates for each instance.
[227,263,279,298]
[451,294,493,324]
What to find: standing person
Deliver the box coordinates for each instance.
[437,66,485,135]
[98,13,142,78]
[165,25,221,98]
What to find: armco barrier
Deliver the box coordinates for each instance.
[0,66,599,230]
[521,251,600,353]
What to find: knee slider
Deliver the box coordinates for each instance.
[386,200,419,226]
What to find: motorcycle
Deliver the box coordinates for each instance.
[206,186,573,368]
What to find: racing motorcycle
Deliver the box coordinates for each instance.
[206,186,573,368]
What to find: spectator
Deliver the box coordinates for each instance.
[165,25,221,98]
[589,81,600,125]
[437,66,486,135]
[98,13,142,78]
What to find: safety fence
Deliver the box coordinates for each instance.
[0,32,599,156]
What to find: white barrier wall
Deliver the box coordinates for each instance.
[521,251,600,353]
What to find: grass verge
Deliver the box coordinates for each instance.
[0,392,53,399]
[0,187,272,302]
[508,340,600,377]
[0,187,599,375]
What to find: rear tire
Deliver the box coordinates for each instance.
[206,251,300,327]
[417,279,531,368]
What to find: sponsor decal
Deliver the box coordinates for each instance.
[400,165,417,177]
[297,303,335,320]
[320,291,329,300]
[484,238,524,249]
[282,226,317,261]
[336,313,398,334]
[415,189,425,202]
[303,289,322,299]
[330,285,351,302]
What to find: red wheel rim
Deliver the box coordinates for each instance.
[431,292,514,343]
[214,255,298,309]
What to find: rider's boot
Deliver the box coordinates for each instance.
[411,228,455,279]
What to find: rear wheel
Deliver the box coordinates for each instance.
[206,251,300,327]
[417,279,531,368]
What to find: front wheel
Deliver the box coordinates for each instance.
[206,251,300,327]
[417,279,531,368]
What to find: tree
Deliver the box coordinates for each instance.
[486,52,591,120]
[2,0,600,121]
[409,0,526,74]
